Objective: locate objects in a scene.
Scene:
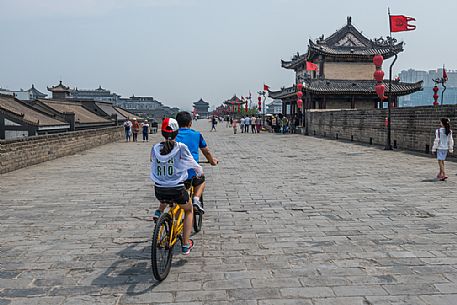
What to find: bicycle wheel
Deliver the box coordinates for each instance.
[151,213,173,281]
[193,194,203,233]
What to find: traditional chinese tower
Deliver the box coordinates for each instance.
[270,17,422,114]
[47,81,71,100]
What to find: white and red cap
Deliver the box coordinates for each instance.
[161,118,179,133]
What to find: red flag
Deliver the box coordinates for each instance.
[263,84,270,91]
[389,15,416,32]
[306,61,318,71]
[443,67,448,81]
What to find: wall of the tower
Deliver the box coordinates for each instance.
[324,62,373,80]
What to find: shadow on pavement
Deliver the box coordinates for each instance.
[92,243,186,296]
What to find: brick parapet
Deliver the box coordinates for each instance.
[304,105,457,156]
[0,126,123,174]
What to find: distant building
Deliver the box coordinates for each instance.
[70,86,120,103]
[117,96,178,119]
[48,81,71,100]
[193,98,210,118]
[266,100,283,114]
[0,84,47,101]
[398,69,457,106]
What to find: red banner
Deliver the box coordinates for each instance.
[390,15,416,32]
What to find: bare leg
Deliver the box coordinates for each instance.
[193,181,206,199]
[179,201,193,245]
[440,160,446,178]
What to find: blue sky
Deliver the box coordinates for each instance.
[1,0,456,110]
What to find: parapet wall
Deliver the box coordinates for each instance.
[0,126,123,174]
[305,105,457,154]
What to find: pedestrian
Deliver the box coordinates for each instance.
[294,115,300,134]
[281,116,289,134]
[256,116,262,133]
[244,116,251,133]
[226,116,230,128]
[132,118,140,142]
[232,117,238,134]
[142,119,150,142]
[210,116,217,132]
[251,115,256,133]
[290,115,296,134]
[240,116,245,133]
[123,119,132,142]
[432,118,454,181]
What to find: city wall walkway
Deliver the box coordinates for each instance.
[1,120,457,305]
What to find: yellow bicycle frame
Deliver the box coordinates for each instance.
[168,204,184,247]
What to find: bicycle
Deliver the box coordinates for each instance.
[151,200,185,281]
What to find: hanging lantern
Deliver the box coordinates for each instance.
[297,83,303,91]
[375,84,386,100]
[258,96,261,102]
[373,54,385,101]
[297,99,303,109]
[237,104,241,113]
[433,85,439,106]
[373,70,385,82]
[258,101,262,111]
[373,54,384,67]
[297,91,303,99]
[245,101,248,112]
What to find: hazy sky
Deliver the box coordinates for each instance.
[1,0,456,110]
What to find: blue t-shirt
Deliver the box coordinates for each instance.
[176,128,207,178]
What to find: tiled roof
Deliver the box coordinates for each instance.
[114,107,141,120]
[95,102,127,120]
[308,40,403,60]
[38,100,110,124]
[47,81,70,92]
[194,98,209,106]
[281,53,307,70]
[268,80,423,99]
[0,95,67,126]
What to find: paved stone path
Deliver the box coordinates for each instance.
[1,120,457,305]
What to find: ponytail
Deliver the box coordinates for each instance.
[160,139,176,155]
[441,118,451,136]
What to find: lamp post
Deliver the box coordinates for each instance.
[257,90,267,126]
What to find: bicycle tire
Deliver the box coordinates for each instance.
[151,213,173,281]
[193,194,203,233]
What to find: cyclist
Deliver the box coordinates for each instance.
[150,118,202,255]
[153,111,218,217]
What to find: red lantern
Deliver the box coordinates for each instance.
[297,91,303,98]
[373,54,384,67]
[258,96,261,102]
[373,70,384,82]
[245,102,248,112]
[297,83,303,91]
[297,99,303,109]
[375,84,386,100]
[237,104,241,113]
[258,101,262,111]
[433,85,439,106]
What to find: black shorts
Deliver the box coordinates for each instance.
[184,176,205,189]
[155,186,189,205]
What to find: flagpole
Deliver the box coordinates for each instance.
[386,7,395,150]
[441,65,447,105]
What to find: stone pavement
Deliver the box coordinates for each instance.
[1,120,457,305]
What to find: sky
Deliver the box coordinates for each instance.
[1,0,456,110]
